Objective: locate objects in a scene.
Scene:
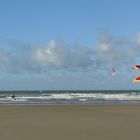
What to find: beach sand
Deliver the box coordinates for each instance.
[0,105,140,140]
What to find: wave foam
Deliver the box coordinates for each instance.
[44,93,140,100]
[0,93,140,104]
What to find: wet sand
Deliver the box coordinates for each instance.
[0,105,140,140]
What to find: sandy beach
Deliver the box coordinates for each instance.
[0,105,140,140]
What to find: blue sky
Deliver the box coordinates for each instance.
[0,0,140,90]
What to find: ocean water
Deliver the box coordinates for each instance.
[0,90,140,105]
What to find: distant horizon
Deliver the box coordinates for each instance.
[0,89,140,92]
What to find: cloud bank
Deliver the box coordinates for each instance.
[0,33,139,74]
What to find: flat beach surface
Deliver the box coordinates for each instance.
[0,105,140,140]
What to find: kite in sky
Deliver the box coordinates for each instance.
[132,65,140,83]
[132,65,140,70]
[132,75,140,83]
[112,68,116,76]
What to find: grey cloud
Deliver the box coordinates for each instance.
[96,33,134,71]
[0,39,95,73]
[30,40,95,71]
[0,33,140,74]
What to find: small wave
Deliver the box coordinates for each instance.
[0,92,140,104]
[5,93,140,101]
[79,98,87,101]
[43,93,140,100]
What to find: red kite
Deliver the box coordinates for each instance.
[132,75,140,83]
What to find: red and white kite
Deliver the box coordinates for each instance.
[132,75,140,83]
[132,65,140,70]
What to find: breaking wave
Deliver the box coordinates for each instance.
[0,90,140,104]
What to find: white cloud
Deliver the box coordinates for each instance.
[30,40,94,71]
[0,33,140,74]
[134,33,140,45]
[96,33,135,70]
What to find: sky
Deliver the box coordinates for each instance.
[0,0,140,90]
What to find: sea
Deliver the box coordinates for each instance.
[0,90,140,105]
